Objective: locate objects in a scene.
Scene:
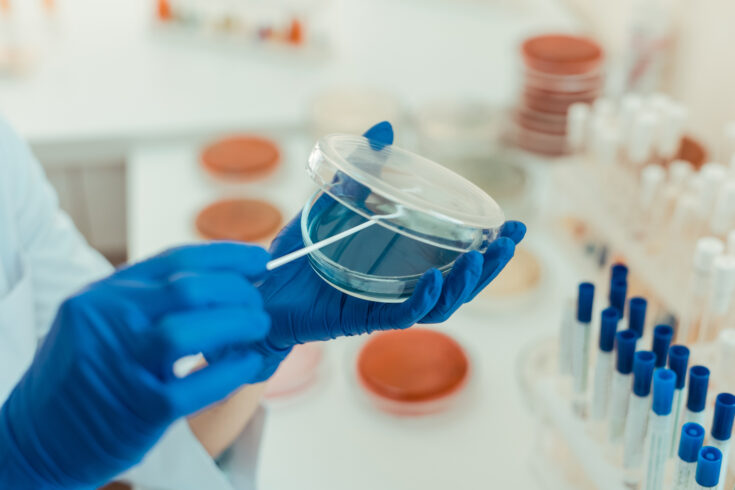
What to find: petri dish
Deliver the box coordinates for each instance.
[522,87,599,115]
[356,328,469,415]
[195,198,282,242]
[265,343,323,399]
[521,34,603,75]
[300,133,505,302]
[200,135,280,180]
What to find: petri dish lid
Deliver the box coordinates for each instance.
[306,134,505,252]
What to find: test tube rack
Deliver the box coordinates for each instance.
[549,161,687,321]
[518,336,732,490]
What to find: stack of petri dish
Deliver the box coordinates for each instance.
[195,134,284,245]
[512,34,604,156]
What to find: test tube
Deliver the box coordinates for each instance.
[669,345,691,457]
[682,366,710,428]
[619,94,643,147]
[558,297,575,376]
[699,163,728,220]
[635,165,666,239]
[709,182,735,239]
[694,447,723,490]
[624,351,657,480]
[679,238,724,343]
[658,102,688,160]
[672,423,706,490]
[610,279,629,322]
[708,393,735,490]
[591,307,620,420]
[717,330,735,395]
[663,194,704,273]
[643,369,676,490]
[627,110,659,167]
[651,325,673,369]
[572,283,595,415]
[629,297,648,339]
[698,255,735,343]
[610,330,639,443]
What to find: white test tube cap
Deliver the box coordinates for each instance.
[699,163,728,211]
[693,237,725,271]
[593,97,615,120]
[567,102,590,152]
[669,159,694,187]
[628,110,659,165]
[710,180,735,235]
[640,164,666,207]
[709,254,735,314]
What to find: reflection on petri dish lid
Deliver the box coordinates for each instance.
[200,135,280,180]
[356,328,469,415]
[265,343,323,399]
[195,198,282,242]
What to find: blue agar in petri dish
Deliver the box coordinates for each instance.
[303,193,462,302]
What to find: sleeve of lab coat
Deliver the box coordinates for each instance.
[0,118,258,490]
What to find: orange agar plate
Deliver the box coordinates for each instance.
[195,198,282,242]
[522,34,603,75]
[200,135,280,180]
[357,329,469,412]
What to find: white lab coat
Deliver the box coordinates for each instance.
[0,117,262,490]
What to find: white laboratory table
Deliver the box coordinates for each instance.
[127,132,585,490]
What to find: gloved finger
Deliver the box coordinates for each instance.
[499,220,526,245]
[117,242,270,280]
[419,251,483,324]
[139,306,270,380]
[369,268,443,331]
[467,237,516,301]
[363,120,394,150]
[118,272,264,319]
[167,350,265,416]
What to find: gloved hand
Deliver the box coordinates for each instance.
[0,243,272,489]
[257,122,526,351]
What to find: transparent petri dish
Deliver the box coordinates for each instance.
[523,67,603,93]
[300,133,505,302]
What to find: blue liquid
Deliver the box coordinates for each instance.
[307,196,460,300]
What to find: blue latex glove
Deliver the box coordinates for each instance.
[0,243,272,489]
[258,122,526,351]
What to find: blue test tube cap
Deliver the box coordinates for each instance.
[598,307,619,352]
[668,345,690,390]
[678,423,705,463]
[652,325,674,368]
[615,330,638,375]
[696,446,722,488]
[610,279,628,317]
[687,366,710,413]
[633,351,657,397]
[611,263,628,283]
[711,393,735,441]
[652,368,676,415]
[627,297,647,338]
[577,282,594,323]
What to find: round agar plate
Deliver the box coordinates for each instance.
[200,135,280,180]
[356,328,469,415]
[265,343,323,399]
[522,34,603,75]
[195,198,282,242]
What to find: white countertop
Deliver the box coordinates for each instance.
[0,0,577,146]
[127,131,584,489]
